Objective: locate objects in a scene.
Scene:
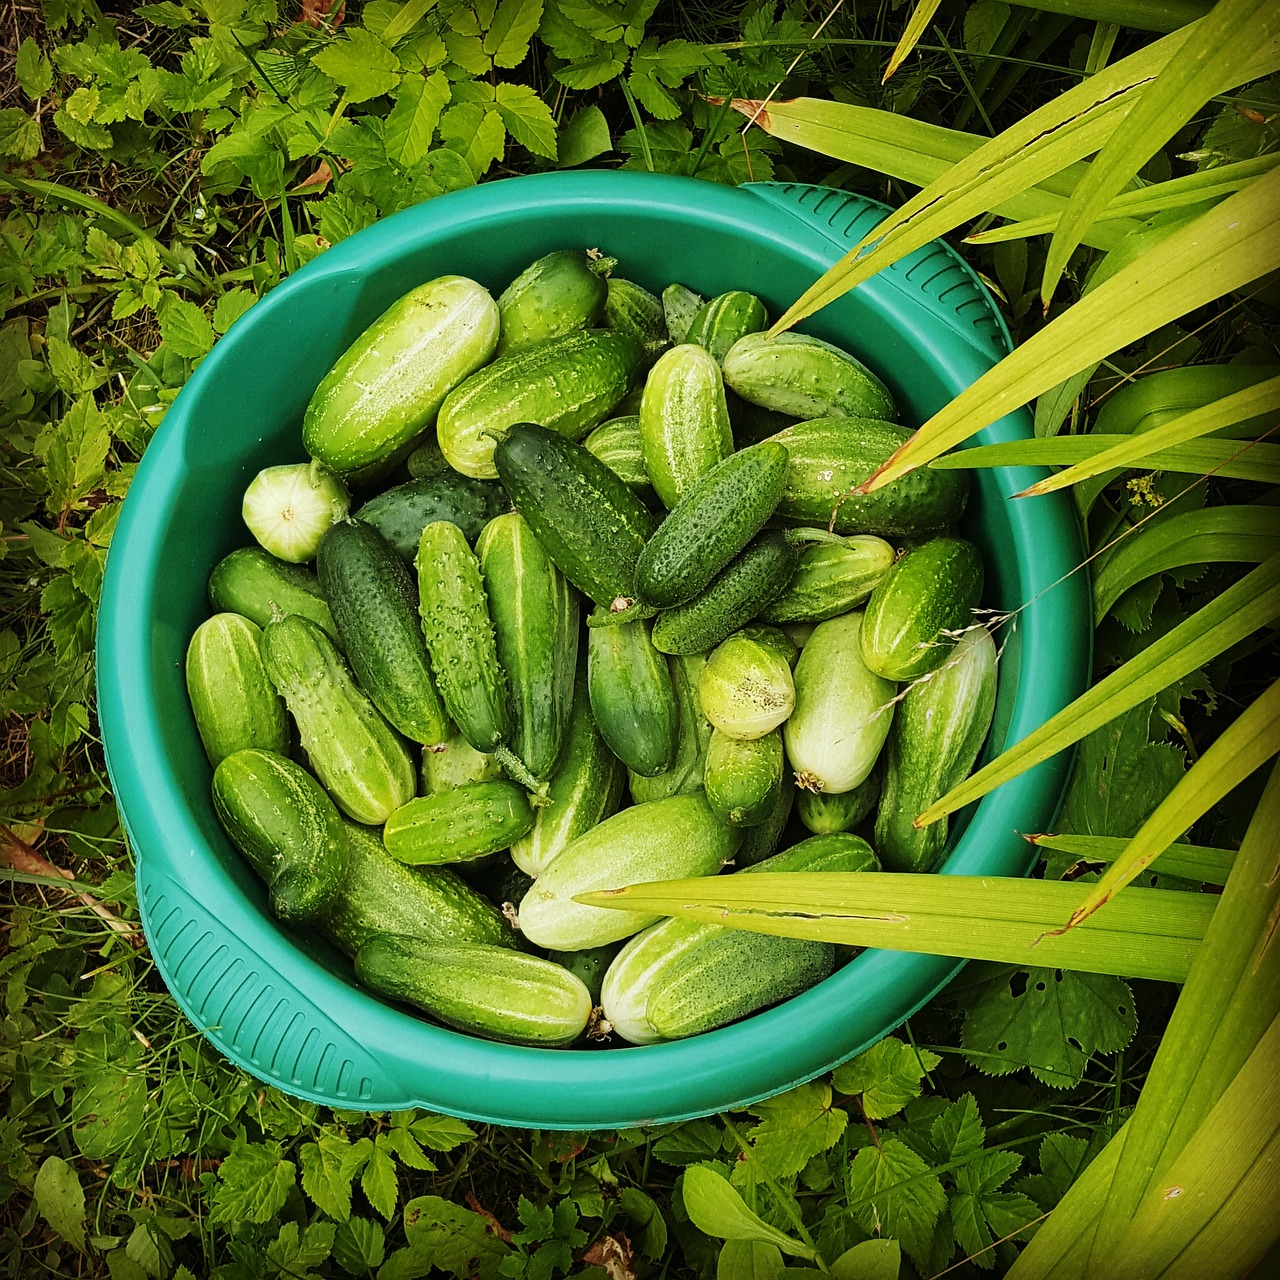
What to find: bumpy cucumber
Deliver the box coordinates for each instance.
[722,331,897,421]
[437,329,645,479]
[684,291,768,363]
[548,943,622,1006]
[317,520,449,746]
[494,424,656,609]
[734,776,794,867]
[704,728,784,827]
[761,537,897,625]
[207,547,340,644]
[303,275,499,473]
[635,442,790,608]
[784,612,896,795]
[796,768,880,834]
[212,748,348,923]
[355,936,593,1047]
[604,278,669,360]
[474,858,536,911]
[638,344,734,510]
[587,619,678,777]
[699,631,796,740]
[384,781,535,866]
[422,725,503,793]
[629,654,713,804]
[261,615,415,824]
[771,418,970,536]
[736,624,800,668]
[662,283,704,344]
[583,416,652,497]
[355,474,508,561]
[876,627,998,872]
[186,613,287,767]
[517,793,740,950]
[861,537,985,681]
[495,249,611,357]
[406,437,450,478]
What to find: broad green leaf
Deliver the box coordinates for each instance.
[930,1094,986,1163]
[845,1139,945,1273]
[681,1165,814,1258]
[484,0,543,68]
[831,1038,941,1120]
[71,1067,146,1158]
[212,287,257,335]
[495,82,557,159]
[16,38,54,98]
[883,0,944,82]
[745,1081,848,1178]
[718,1240,784,1280]
[1029,833,1234,885]
[157,292,213,359]
[403,1195,510,1280]
[407,1113,475,1151]
[33,1156,86,1252]
[299,1132,370,1222]
[384,72,451,168]
[334,1216,387,1273]
[0,108,42,160]
[266,1221,336,1273]
[830,1239,900,1280]
[950,1150,1040,1266]
[557,104,611,168]
[440,102,505,176]
[311,30,402,103]
[210,1140,297,1225]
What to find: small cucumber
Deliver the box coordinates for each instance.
[766,831,880,874]
[638,344,734,510]
[422,725,504,793]
[704,728,784,827]
[547,943,622,1006]
[761,537,897,625]
[629,654,713,804]
[604,278,669,360]
[722,331,897,421]
[406,437,450,478]
[635,442,790,608]
[384,781,535,866]
[699,631,795,741]
[734,776,795,867]
[242,461,349,563]
[355,473,509,562]
[495,249,611,357]
[355,936,593,1047]
[587,618,678,777]
[736,624,799,669]
[796,768,880,834]
[473,858,536,910]
[861,537,985,681]
[207,547,340,645]
[662,283,704,344]
[186,613,288,767]
[876,627,998,872]
[212,748,348,924]
[583,416,653,498]
[784,612,896,795]
[684,291,768,363]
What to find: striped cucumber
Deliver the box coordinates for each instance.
[384,781,535,866]
[422,725,504,793]
[684,291,768,363]
[587,618,678,777]
[355,473,508,561]
[583,416,653,498]
[604,278,669,360]
[796,767,880,834]
[662,283,704,344]
[699,631,795,740]
[703,728,784,827]
[495,249,611,357]
[207,547,340,645]
[761,537,897,624]
[628,653,713,804]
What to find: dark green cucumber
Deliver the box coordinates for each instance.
[684,291,768,363]
[437,330,645,479]
[583,416,653,497]
[629,653,713,804]
[728,393,795,446]
[355,473,508,561]
[317,520,449,746]
[796,767,880,834]
[495,249,611,357]
[662,283,704,344]
[384,781,535,866]
[422,725,503,793]
[761,537,897,624]
[604,278,669,360]
[704,728,784,827]
[634,442,790,608]
[861,537,985,681]
[548,943,622,1005]
[406,437,450,478]
[212,748,348,923]
[771,418,970,536]
[587,619,678,777]
[650,531,800,656]
[494,424,656,609]
[319,821,514,955]
[735,779,794,867]
[473,857,536,911]
[207,547,340,645]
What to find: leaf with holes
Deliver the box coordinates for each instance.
[403,1195,510,1280]
[831,1038,942,1120]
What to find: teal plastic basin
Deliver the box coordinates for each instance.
[97,172,1089,1129]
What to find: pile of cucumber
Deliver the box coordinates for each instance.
[185,248,998,1050]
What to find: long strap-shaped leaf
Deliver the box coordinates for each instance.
[1027,833,1235,885]
[919,552,1280,826]
[883,0,944,81]
[1002,0,1212,33]
[577,873,1214,982]
[862,166,1280,491]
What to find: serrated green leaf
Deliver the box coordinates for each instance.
[299,1132,370,1222]
[407,1113,475,1151]
[832,1039,942,1120]
[210,1140,297,1225]
[384,71,451,168]
[485,0,543,67]
[0,108,42,160]
[651,1118,724,1166]
[362,1140,399,1220]
[34,1156,85,1252]
[440,102,506,176]
[156,292,213,359]
[555,50,627,90]
[404,1195,510,1280]
[378,1247,434,1280]
[681,1166,813,1257]
[312,29,401,103]
[744,1081,848,1179]
[378,1126,435,1171]
[951,1152,1039,1268]
[845,1139,945,1273]
[17,38,54,99]
[335,1216,387,1272]
[211,287,256,335]
[125,1224,165,1279]
[557,104,611,167]
[41,575,94,663]
[930,1094,985,1164]
[495,82,557,159]
[35,395,112,516]
[1018,1133,1092,1212]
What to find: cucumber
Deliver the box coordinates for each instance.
[698,631,795,740]
[261,615,415,824]
[242,461,350,563]
[422,725,504,793]
[604,278,669,360]
[510,674,625,878]
[548,943,622,1006]
[780,621,816,651]
[473,857,535,910]
[355,936,593,1047]
[735,776,794,867]
[784,611,896,795]
[517,793,741,950]
[495,249,611,357]
[650,531,800,656]
[477,512,579,780]
[186,613,288,767]
[796,767,880,834]
[634,442,790,608]
[662,283,704,344]
[876,626,998,872]
[437,329,645,479]
[766,831,880,874]
[583,416,653,498]
[628,654,713,804]
[587,618,678,777]
[771,418,970,536]
[494,423,656,609]
[736,624,799,669]
[303,275,500,473]
[684,291,768,363]
[861,537,985,681]
[761,537,897,625]
[638,344,734,510]
[704,728,784,827]
[384,781,535,866]
[317,520,449,746]
[406,437,450,478]
[722,331,897,421]
[207,547,340,645]
[319,821,514,955]
[211,748,348,924]
[355,473,508,562]
[728,392,795,446]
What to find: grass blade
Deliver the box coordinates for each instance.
[1003,0,1211,32]
[883,0,944,81]
[1026,833,1235,885]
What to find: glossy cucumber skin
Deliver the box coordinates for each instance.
[319,821,514,955]
[422,726,503,793]
[477,512,579,780]
[796,767,881,834]
[861,537,985,681]
[317,520,449,746]
[583,416,653,497]
[722,331,897,421]
[517,793,741,951]
[784,612,896,795]
[629,654,713,804]
[662,283,704,344]
[761,537,897,625]
[639,344,734,510]
[736,624,799,669]
[651,531,800,656]
[587,619,678,777]
[734,777,794,867]
[415,520,512,754]
[355,474,508,561]
[510,674,625,878]
[437,330,645,479]
[261,615,415,824]
[494,424,656,609]
[406,438,450,478]
[604,278,669,360]
[495,249,608,357]
[384,781,535,866]
[186,613,288,767]
[303,275,499,473]
[771,418,970,536]
[635,442,790,608]
[699,633,796,741]
[548,943,622,1005]
[703,728,784,827]
[207,547,340,645]
[764,832,880,875]
[876,627,998,872]
[684,291,768,363]
[212,748,348,923]
[355,936,593,1047]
